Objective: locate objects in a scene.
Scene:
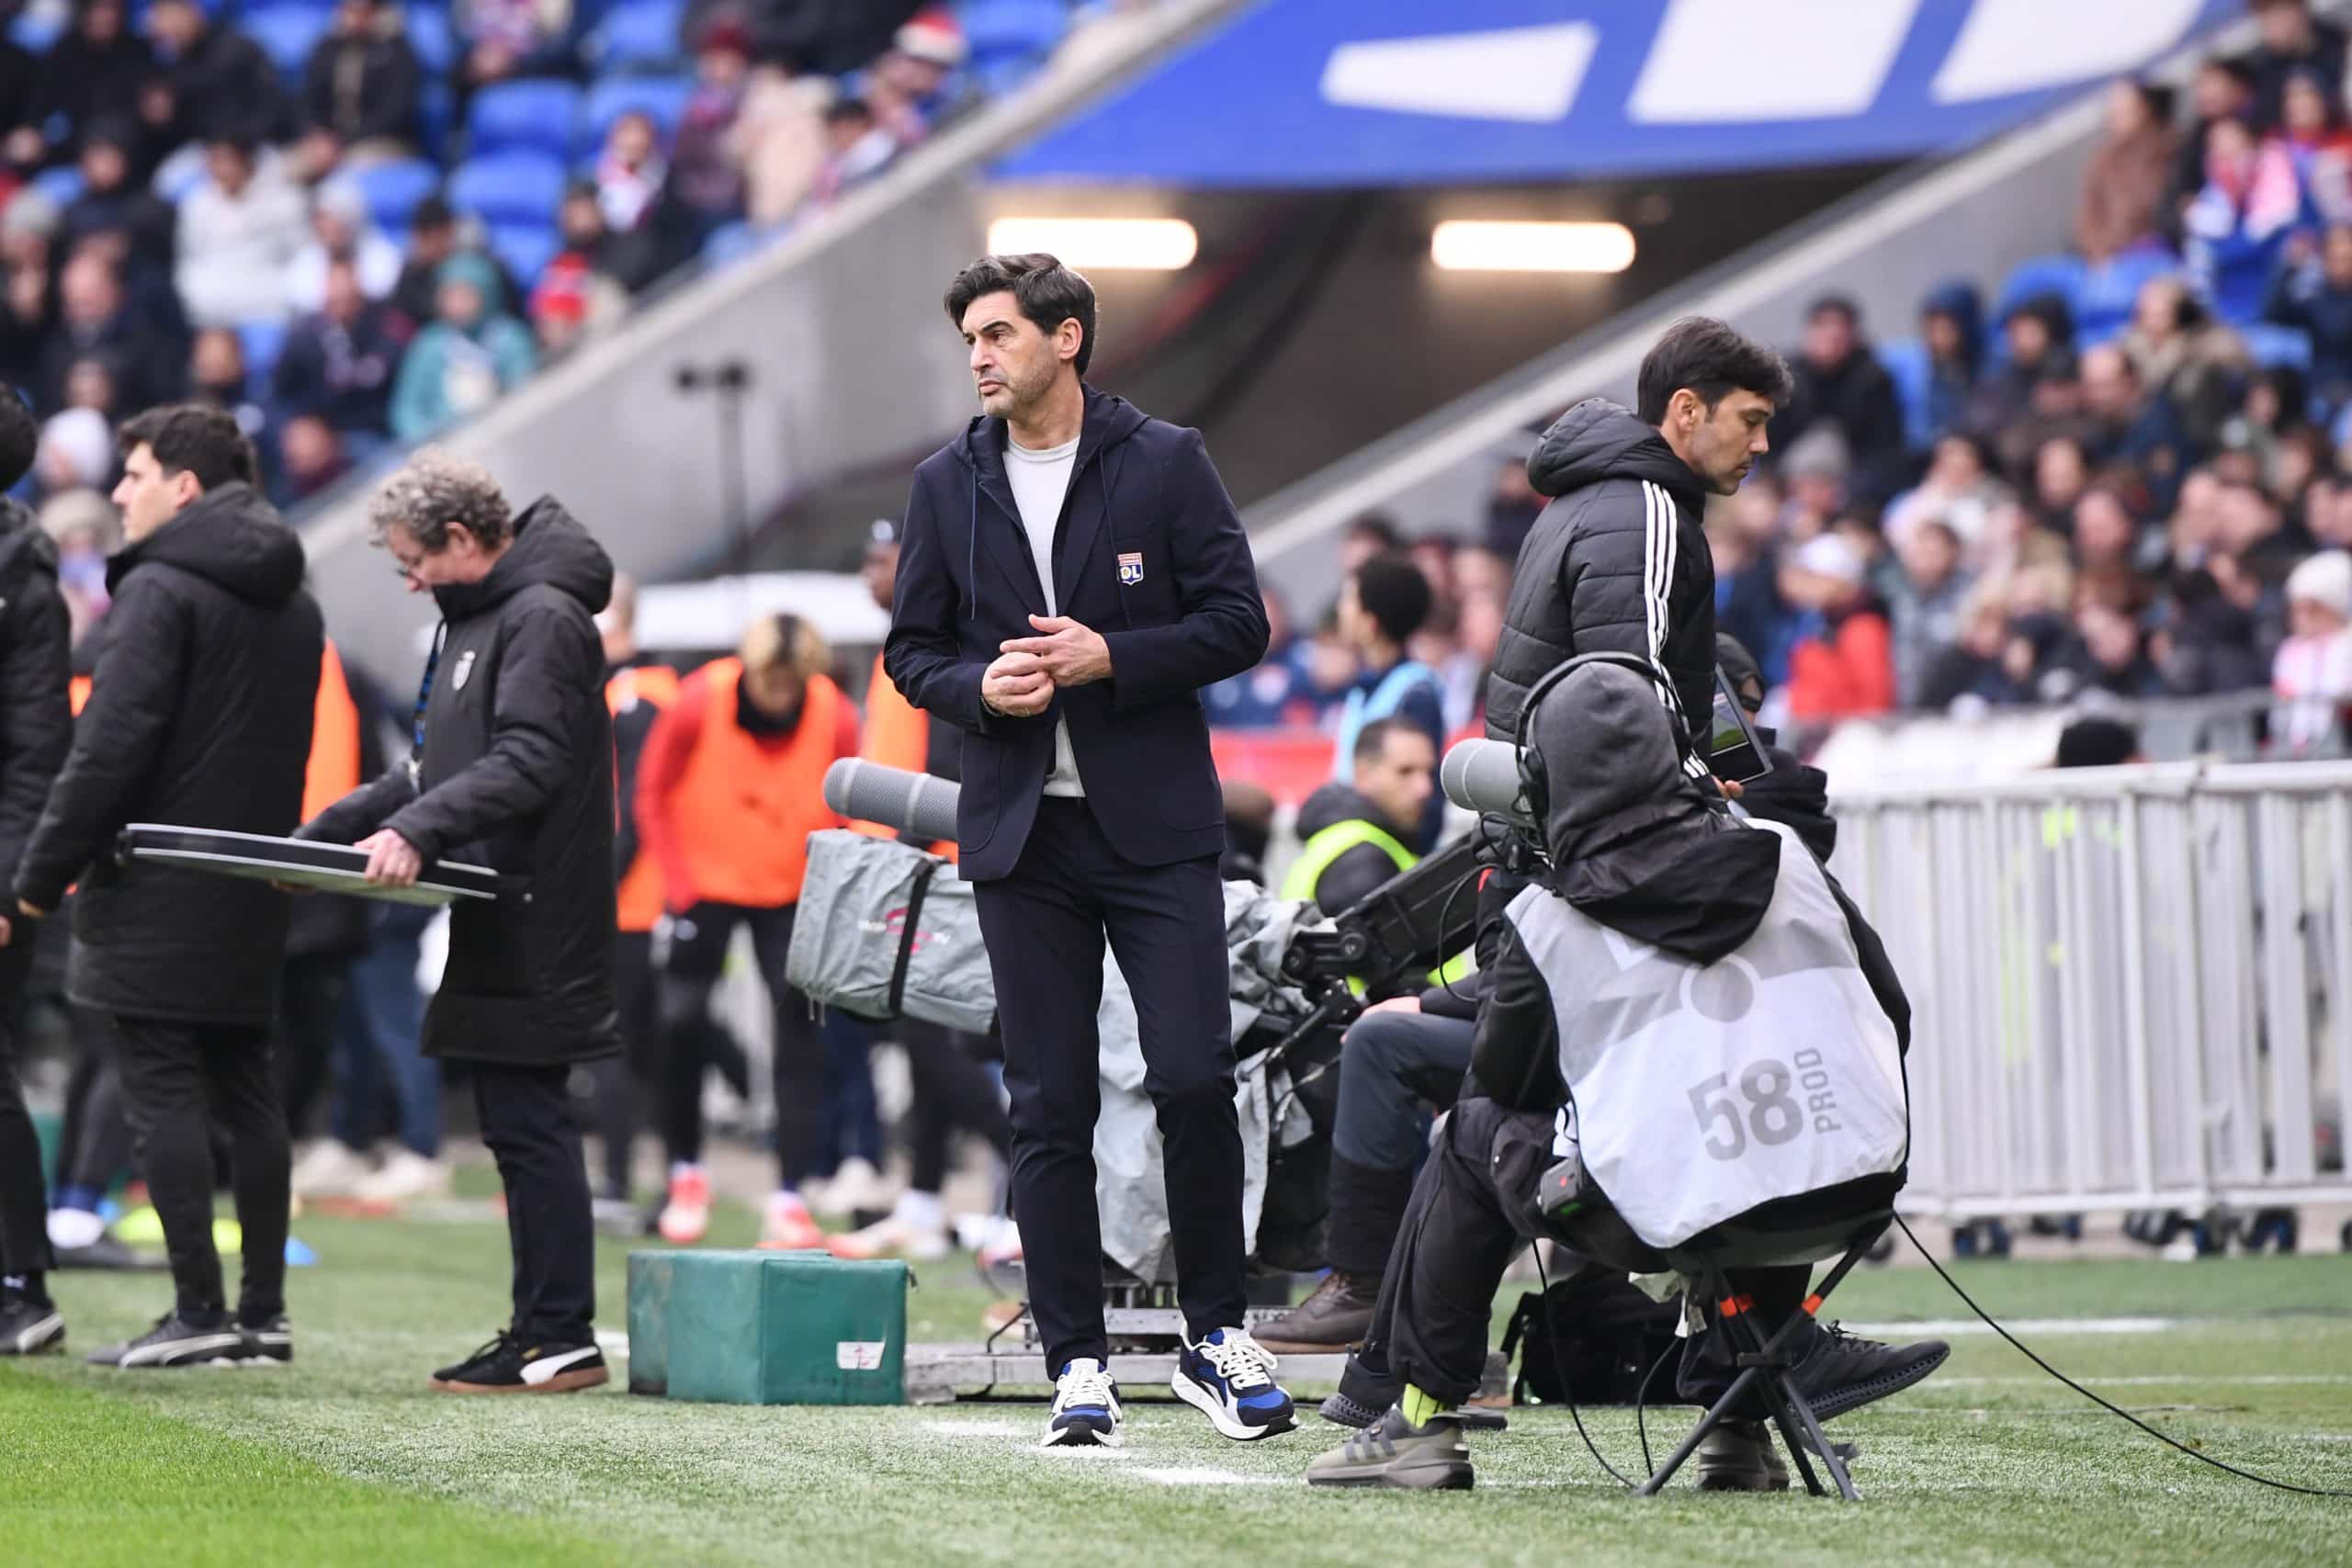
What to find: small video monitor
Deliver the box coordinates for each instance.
[1706,668,1771,784]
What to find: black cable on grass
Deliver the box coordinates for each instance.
[1634,1334,1679,1476]
[1895,1215,2352,1500]
[1533,1244,1640,1490]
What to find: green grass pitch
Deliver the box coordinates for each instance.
[6,1201,2350,1567]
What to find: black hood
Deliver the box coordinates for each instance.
[1531,661,1778,964]
[0,496,55,586]
[1526,399,1706,511]
[1297,780,1388,842]
[435,496,613,620]
[111,483,304,605]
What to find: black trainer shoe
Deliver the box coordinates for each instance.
[237,1314,293,1365]
[0,1293,64,1355]
[429,1330,608,1393]
[53,1233,167,1271]
[86,1312,248,1368]
[1257,1271,1378,1355]
[1305,1405,1475,1490]
[1786,1322,1949,1420]
[1695,1417,1790,1491]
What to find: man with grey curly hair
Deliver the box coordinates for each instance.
[302,446,621,1394]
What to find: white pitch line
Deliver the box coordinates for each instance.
[1128,1467,1271,1486]
[922,1420,1032,1438]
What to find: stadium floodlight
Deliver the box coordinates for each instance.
[1430,220,1636,274]
[984,218,1199,270]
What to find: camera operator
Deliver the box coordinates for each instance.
[1305,661,1946,1492]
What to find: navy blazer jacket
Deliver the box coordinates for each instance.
[884,388,1269,882]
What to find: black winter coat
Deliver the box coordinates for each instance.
[302,500,617,1066]
[16,485,322,1025]
[1487,400,1716,749]
[0,501,72,899]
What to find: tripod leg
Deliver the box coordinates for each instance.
[1634,1367,1764,1496]
[1777,1380,1860,1501]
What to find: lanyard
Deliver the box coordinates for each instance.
[407,622,447,780]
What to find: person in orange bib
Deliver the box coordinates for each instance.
[636,613,856,1250]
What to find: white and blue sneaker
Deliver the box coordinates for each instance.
[1043,1358,1124,1448]
[1172,1326,1296,1440]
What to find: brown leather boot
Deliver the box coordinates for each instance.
[1257,1270,1379,1353]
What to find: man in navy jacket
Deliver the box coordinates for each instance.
[886,253,1292,1450]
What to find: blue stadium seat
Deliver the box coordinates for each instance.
[8,6,62,52]
[972,54,1038,97]
[30,166,83,209]
[353,156,441,231]
[582,74,693,152]
[594,0,685,73]
[154,156,207,204]
[418,76,455,161]
[959,0,1067,61]
[1995,253,2087,327]
[2075,247,2178,344]
[448,150,568,226]
[467,79,584,158]
[405,4,456,75]
[237,318,288,395]
[488,221,560,288]
[2242,321,2314,369]
[1874,336,1934,454]
[243,5,334,81]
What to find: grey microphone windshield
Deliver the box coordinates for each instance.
[1441,737,1530,823]
[821,759,960,844]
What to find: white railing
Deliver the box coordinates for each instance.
[1834,762,2352,1218]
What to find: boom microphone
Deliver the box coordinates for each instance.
[821,759,960,845]
[1441,737,1531,823]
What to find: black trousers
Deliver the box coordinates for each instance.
[972,796,1248,1373]
[53,1009,132,1198]
[474,1061,594,1344]
[900,1021,1010,1196]
[0,942,50,1278]
[590,929,660,1198]
[1325,1010,1474,1280]
[274,951,350,1139]
[657,901,821,1186]
[111,1014,289,1323]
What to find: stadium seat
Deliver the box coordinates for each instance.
[405,4,456,75]
[959,0,1068,62]
[1995,252,2087,327]
[582,74,694,152]
[417,76,456,161]
[1874,336,1934,453]
[2242,321,2314,369]
[972,54,1040,98]
[30,166,83,209]
[236,318,288,394]
[153,156,207,204]
[8,6,61,52]
[352,156,441,231]
[2075,247,2177,344]
[488,220,561,288]
[448,150,568,227]
[467,79,584,159]
[242,5,334,80]
[594,0,685,73]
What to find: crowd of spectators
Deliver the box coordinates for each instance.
[0,0,1122,521]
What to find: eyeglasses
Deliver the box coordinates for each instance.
[389,553,427,581]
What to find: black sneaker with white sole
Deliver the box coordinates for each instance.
[238,1314,293,1365]
[86,1312,249,1368]
[428,1330,609,1393]
[0,1294,64,1355]
[1785,1322,1950,1420]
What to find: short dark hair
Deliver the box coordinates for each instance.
[1345,513,1400,549]
[412,194,454,232]
[118,404,255,491]
[1635,316,1794,425]
[1352,715,1430,768]
[944,253,1098,377]
[825,97,874,128]
[0,385,36,491]
[1806,293,1860,328]
[1351,551,1433,646]
[2055,716,2140,769]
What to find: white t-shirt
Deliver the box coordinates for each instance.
[1003,433,1084,796]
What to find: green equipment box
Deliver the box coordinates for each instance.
[628,1249,908,1406]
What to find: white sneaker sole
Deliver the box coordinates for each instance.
[1170,1368,1296,1441]
[4,1313,63,1355]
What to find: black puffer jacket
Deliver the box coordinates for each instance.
[0,500,71,900]
[16,485,322,1025]
[303,499,617,1066]
[1487,400,1715,748]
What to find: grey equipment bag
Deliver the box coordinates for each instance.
[785,829,996,1035]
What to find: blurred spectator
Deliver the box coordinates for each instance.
[2056,716,2143,766]
[1918,585,2014,711]
[389,252,537,439]
[1884,517,1972,707]
[2079,343,2190,512]
[1968,293,2075,440]
[1712,475,1795,686]
[1771,294,1906,504]
[59,121,175,277]
[2073,486,2151,614]
[811,97,894,207]
[2270,67,2352,224]
[2265,221,2352,403]
[41,251,173,411]
[1778,423,1849,539]
[143,0,288,152]
[2075,80,2177,264]
[187,325,271,465]
[2169,57,2257,231]
[274,255,402,435]
[388,197,521,333]
[175,134,308,327]
[732,55,833,227]
[863,13,967,152]
[22,0,156,173]
[288,180,403,315]
[2030,434,2091,534]
[60,355,119,419]
[1484,451,1543,558]
[2182,115,2313,325]
[529,185,627,357]
[455,0,577,105]
[1333,551,1444,848]
[1784,531,1894,721]
[34,405,112,497]
[1886,432,2007,555]
[302,0,422,163]
[1916,280,1984,447]
[2244,0,2346,133]
[272,412,349,508]
[2123,275,2250,454]
[594,111,667,235]
[1205,587,1321,728]
[2050,600,2162,700]
[39,484,117,642]
[669,18,753,225]
[2272,547,2352,748]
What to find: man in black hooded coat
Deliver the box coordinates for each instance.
[1306,663,1944,1493]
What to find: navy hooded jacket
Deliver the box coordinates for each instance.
[885,387,1269,882]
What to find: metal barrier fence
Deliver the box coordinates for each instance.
[1834,761,2352,1220]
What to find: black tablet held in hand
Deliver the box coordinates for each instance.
[117,825,508,907]
[1706,668,1772,784]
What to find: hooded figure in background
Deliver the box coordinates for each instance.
[388,253,537,441]
[1307,661,1942,1495]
